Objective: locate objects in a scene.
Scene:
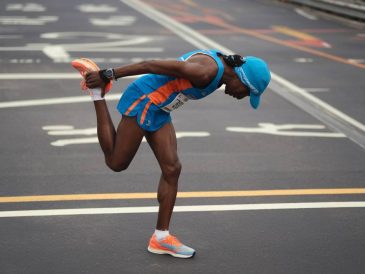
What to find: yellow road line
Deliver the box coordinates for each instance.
[272,25,321,41]
[1,188,365,203]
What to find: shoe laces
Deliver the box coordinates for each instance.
[164,235,182,247]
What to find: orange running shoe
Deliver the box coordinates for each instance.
[71,58,112,95]
[147,233,195,258]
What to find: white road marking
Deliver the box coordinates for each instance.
[41,32,122,39]
[319,0,365,11]
[0,94,121,109]
[42,45,70,60]
[0,35,23,39]
[44,127,210,146]
[0,32,162,63]
[77,4,118,13]
[121,0,365,146]
[226,123,346,138]
[322,42,331,48]
[0,73,81,80]
[6,3,46,12]
[0,74,140,80]
[44,126,97,136]
[294,58,314,63]
[90,16,136,26]
[0,16,58,25]
[176,132,210,138]
[305,88,330,93]
[295,8,317,20]
[51,137,99,147]
[1,202,364,217]
[9,59,41,64]
[271,73,365,133]
[42,125,75,131]
[68,47,163,52]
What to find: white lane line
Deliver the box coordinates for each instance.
[1,202,364,217]
[294,58,314,63]
[120,0,365,143]
[0,74,140,80]
[0,94,121,109]
[0,74,142,108]
[0,16,58,26]
[0,35,23,39]
[6,3,46,12]
[90,16,136,26]
[42,45,70,60]
[305,88,330,93]
[48,131,210,146]
[295,8,317,20]
[226,123,346,137]
[0,73,83,80]
[77,4,118,13]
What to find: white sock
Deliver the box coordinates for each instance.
[90,88,104,101]
[155,229,169,240]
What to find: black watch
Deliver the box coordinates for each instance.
[99,68,116,83]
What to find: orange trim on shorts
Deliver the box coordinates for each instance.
[148,78,193,105]
[124,95,146,115]
[140,101,152,125]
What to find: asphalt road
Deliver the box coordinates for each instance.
[0,0,364,273]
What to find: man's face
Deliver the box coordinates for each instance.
[224,76,250,100]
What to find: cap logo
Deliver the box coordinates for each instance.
[235,67,260,95]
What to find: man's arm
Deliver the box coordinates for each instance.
[85,58,216,90]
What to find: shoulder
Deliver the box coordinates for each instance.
[185,54,219,88]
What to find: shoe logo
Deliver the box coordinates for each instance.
[161,243,177,251]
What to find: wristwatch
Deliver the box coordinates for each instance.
[99,68,116,83]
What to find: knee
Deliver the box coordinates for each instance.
[105,158,129,172]
[162,160,182,181]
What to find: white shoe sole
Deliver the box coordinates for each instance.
[147,246,195,259]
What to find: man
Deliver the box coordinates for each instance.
[71,49,270,258]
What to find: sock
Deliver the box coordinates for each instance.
[90,88,104,101]
[155,229,169,241]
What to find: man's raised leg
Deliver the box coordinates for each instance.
[94,101,145,172]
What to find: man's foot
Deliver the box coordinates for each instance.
[147,233,195,258]
[71,58,112,94]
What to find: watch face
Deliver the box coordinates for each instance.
[104,69,113,79]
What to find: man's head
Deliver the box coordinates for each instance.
[234,56,271,109]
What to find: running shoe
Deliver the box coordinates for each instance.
[147,233,195,258]
[71,58,112,94]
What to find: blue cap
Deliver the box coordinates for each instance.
[234,56,271,109]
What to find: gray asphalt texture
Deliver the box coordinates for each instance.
[0,0,364,273]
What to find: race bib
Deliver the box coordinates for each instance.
[161,93,189,112]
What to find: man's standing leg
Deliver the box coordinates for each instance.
[145,122,195,258]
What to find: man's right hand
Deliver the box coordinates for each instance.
[85,71,107,96]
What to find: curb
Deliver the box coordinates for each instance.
[282,0,365,21]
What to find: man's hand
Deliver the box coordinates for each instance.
[85,71,105,88]
[85,71,107,97]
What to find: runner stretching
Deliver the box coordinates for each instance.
[71,49,271,258]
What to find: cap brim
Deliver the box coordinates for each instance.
[250,93,260,109]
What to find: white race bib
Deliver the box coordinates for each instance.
[161,93,189,112]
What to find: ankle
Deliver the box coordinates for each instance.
[155,229,169,240]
